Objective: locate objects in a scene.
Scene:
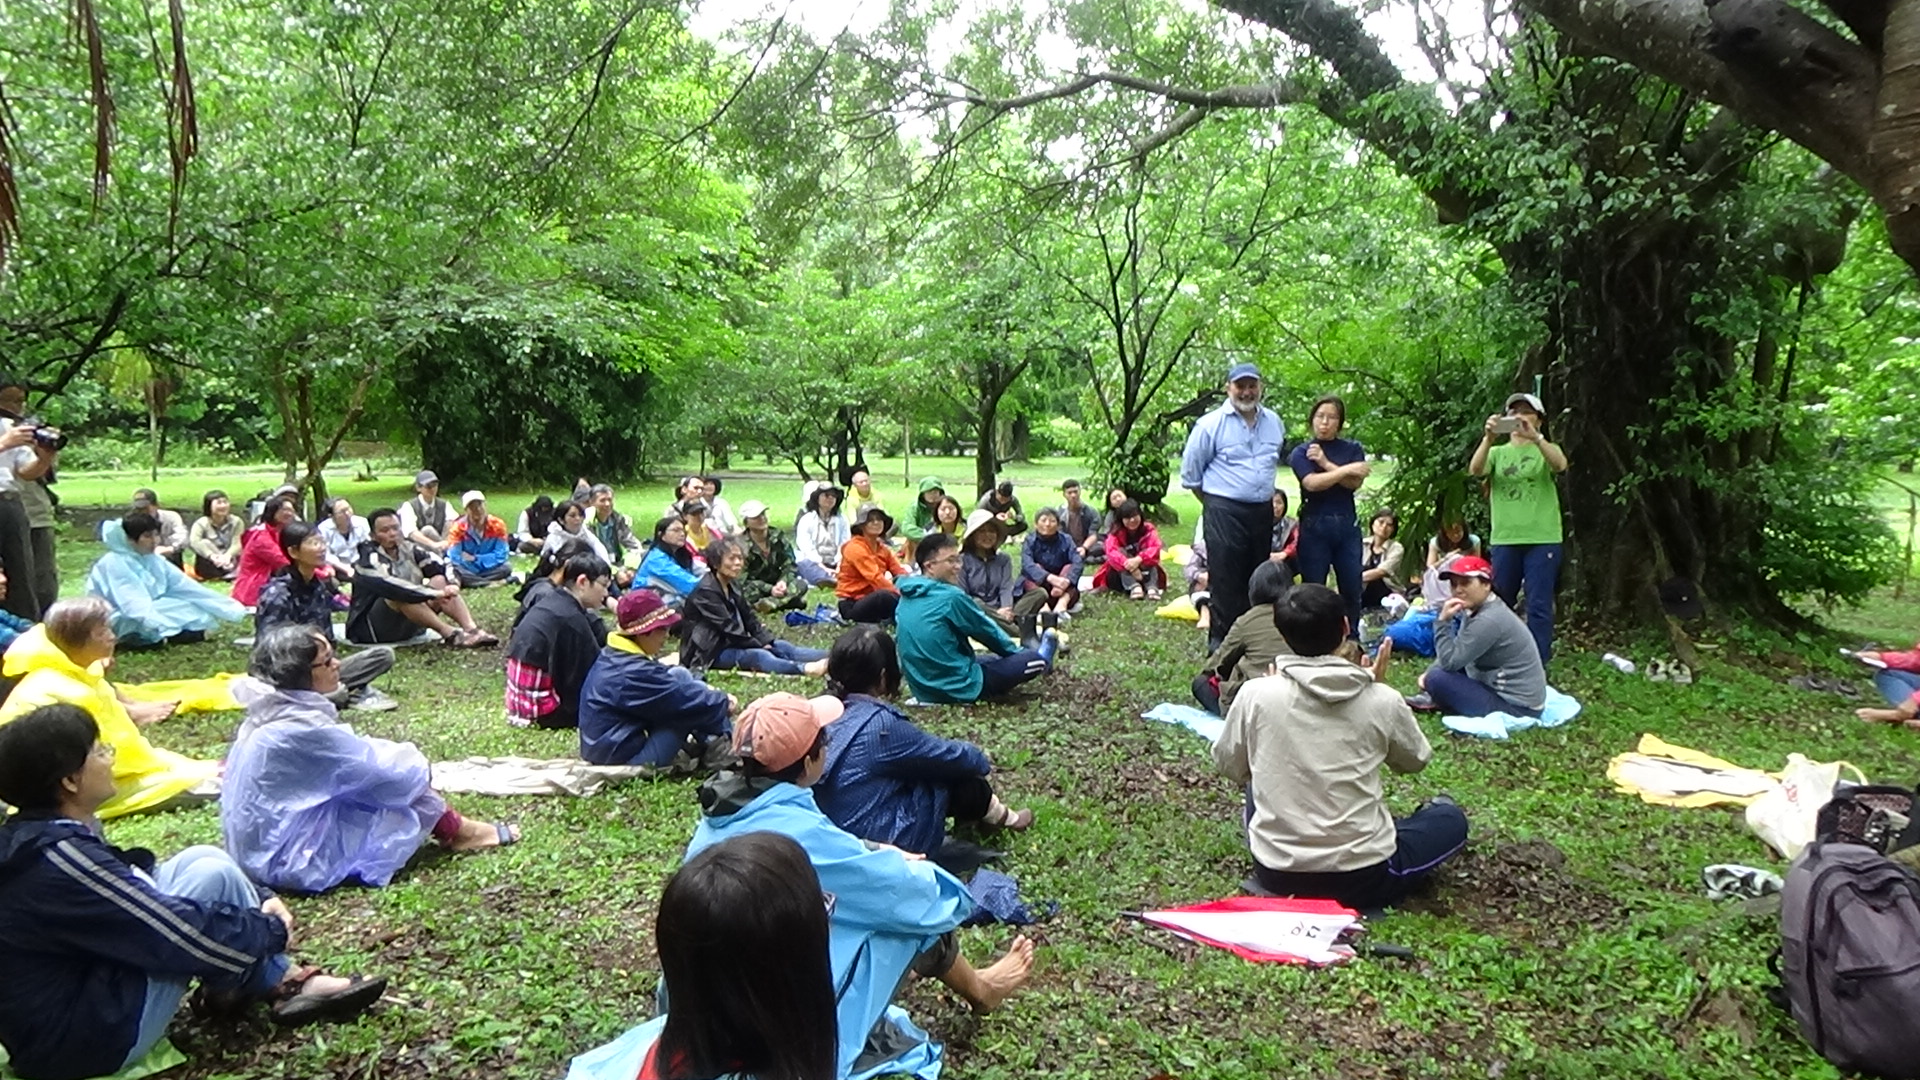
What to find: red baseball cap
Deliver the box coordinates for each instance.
[1440,555,1494,582]
[732,693,845,772]
[615,589,681,635]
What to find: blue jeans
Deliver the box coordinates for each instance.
[130,847,289,1069]
[630,704,733,768]
[713,640,829,676]
[1489,543,1561,663]
[1423,666,1542,718]
[1251,801,1470,911]
[796,560,837,587]
[1296,514,1363,638]
[1876,669,1920,707]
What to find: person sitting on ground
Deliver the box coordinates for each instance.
[1213,583,1467,910]
[678,497,718,553]
[1854,641,1920,726]
[544,499,615,567]
[1426,516,1482,570]
[254,522,400,711]
[1055,478,1105,563]
[1270,488,1300,579]
[514,537,593,627]
[585,484,643,572]
[316,498,369,581]
[687,693,1035,1075]
[349,509,497,648]
[959,509,1018,631]
[445,490,513,587]
[504,552,610,729]
[1360,509,1406,609]
[578,590,738,770]
[665,476,704,516]
[564,833,840,1080]
[929,492,966,542]
[795,484,850,587]
[977,479,1028,537]
[1193,561,1294,715]
[701,476,738,537]
[188,489,244,582]
[398,469,454,553]
[1016,506,1083,626]
[901,477,948,563]
[0,569,37,652]
[130,488,188,567]
[637,515,703,605]
[0,598,216,818]
[898,533,1058,704]
[513,494,556,556]
[1187,518,1213,630]
[223,627,518,894]
[0,705,387,1080]
[1101,486,1131,532]
[735,499,809,613]
[86,512,246,647]
[681,539,830,678]
[848,469,884,521]
[1408,555,1547,718]
[232,494,299,607]
[837,505,906,624]
[1095,499,1166,600]
[814,626,1034,855]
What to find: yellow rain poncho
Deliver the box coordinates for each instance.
[0,626,219,818]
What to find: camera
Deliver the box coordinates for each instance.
[22,421,67,451]
[1489,415,1521,436]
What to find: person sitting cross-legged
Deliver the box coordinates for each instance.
[578,590,738,770]
[130,489,189,567]
[316,498,369,581]
[86,511,246,647]
[836,505,906,624]
[349,508,498,648]
[224,626,519,894]
[686,692,1035,1077]
[1094,499,1166,600]
[188,489,244,582]
[399,469,454,554]
[0,598,218,818]
[958,509,1018,632]
[1193,560,1296,716]
[1213,583,1467,910]
[0,704,388,1080]
[795,484,850,587]
[1015,506,1084,627]
[444,490,513,587]
[513,495,556,556]
[813,625,1034,855]
[734,499,809,613]
[255,522,400,712]
[680,539,829,678]
[1409,555,1547,718]
[503,551,610,729]
[897,532,1058,704]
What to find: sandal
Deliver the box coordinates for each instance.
[989,807,1035,831]
[1128,586,1146,600]
[270,972,388,1027]
[463,629,501,647]
[1146,587,1164,601]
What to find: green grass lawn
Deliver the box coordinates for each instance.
[36,463,1920,1079]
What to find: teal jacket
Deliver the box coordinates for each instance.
[895,576,1018,704]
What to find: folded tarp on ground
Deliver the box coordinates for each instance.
[1137,896,1361,965]
[1605,734,1779,807]
[1440,687,1582,739]
[1142,702,1225,745]
[431,756,654,796]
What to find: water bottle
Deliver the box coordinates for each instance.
[1602,652,1635,674]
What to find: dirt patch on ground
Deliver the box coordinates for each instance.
[1401,839,1624,946]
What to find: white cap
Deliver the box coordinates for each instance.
[460,490,486,506]
[739,499,769,520]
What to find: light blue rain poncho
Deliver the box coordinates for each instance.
[566,772,971,1080]
[220,675,446,893]
[85,519,246,645]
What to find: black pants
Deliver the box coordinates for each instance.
[321,647,396,707]
[27,525,56,614]
[1192,673,1223,715]
[839,592,898,623]
[0,495,40,621]
[949,774,995,822]
[1203,495,1271,652]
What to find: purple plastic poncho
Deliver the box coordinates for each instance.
[222,676,446,892]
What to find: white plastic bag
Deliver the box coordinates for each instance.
[1745,754,1866,859]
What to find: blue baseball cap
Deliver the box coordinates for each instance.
[1227,362,1262,383]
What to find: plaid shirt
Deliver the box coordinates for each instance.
[503,656,556,728]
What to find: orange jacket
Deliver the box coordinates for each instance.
[836,536,904,600]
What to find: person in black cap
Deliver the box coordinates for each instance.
[1179,361,1284,652]
[398,470,453,554]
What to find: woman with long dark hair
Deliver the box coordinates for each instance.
[564,832,839,1080]
[638,516,704,605]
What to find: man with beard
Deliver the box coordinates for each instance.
[1180,362,1283,652]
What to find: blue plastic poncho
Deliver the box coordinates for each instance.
[86,520,246,645]
[220,676,445,893]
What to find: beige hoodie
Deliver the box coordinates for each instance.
[1213,654,1431,873]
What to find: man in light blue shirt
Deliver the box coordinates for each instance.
[1181,362,1283,651]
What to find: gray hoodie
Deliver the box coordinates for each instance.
[1432,594,1547,711]
[1213,655,1431,874]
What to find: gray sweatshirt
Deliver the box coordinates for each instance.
[1433,594,1547,710]
[959,550,1016,610]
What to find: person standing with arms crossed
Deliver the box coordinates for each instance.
[1468,391,1568,663]
[1181,362,1283,652]
[1291,395,1371,639]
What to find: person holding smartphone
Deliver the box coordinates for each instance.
[1468,391,1569,663]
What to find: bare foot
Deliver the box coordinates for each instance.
[1858,707,1906,724]
[967,936,1036,1014]
[124,699,179,726]
[290,972,356,997]
[446,818,519,852]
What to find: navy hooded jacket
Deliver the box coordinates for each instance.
[0,814,287,1080]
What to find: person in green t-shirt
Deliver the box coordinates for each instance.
[1468,391,1569,663]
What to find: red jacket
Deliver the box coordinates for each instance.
[231,524,288,606]
[1094,522,1166,589]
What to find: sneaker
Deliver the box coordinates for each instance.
[1404,692,1438,712]
[346,687,399,712]
[1668,661,1694,685]
[1647,659,1669,682]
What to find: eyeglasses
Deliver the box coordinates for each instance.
[90,742,116,763]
